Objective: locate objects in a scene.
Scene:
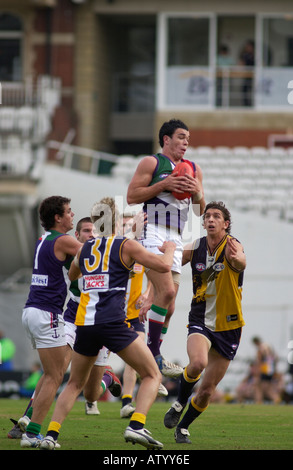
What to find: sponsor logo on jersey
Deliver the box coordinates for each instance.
[213,263,225,272]
[133,264,143,273]
[196,263,206,272]
[84,274,109,290]
[31,274,48,286]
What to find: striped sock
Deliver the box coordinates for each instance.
[121,395,132,407]
[178,397,208,430]
[101,371,113,395]
[147,304,167,356]
[129,412,146,430]
[178,368,201,406]
[159,326,168,350]
[46,421,61,441]
[26,421,41,437]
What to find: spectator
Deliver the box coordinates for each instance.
[217,44,234,67]
[239,39,255,106]
[252,336,280,404]
[0,330,16,371]
[235,362,258,403]
[20,363,42,398]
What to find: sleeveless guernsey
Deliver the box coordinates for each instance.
[142,153,196,234]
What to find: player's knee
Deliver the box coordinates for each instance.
[43,369,64,389]
[153,368,162,387]
[188,359,206,377]
[163,286,176,304]
[140,365,161,389]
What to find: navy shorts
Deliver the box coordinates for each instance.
[188,322,242,361]
[74,320,138,357]
[127,317,145,333]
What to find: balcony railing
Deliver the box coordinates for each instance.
[216,66,255,107]
[112,66,293,110]
[0,75,61,111]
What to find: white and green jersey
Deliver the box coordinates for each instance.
[142,153,196,234]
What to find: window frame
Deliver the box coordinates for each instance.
[0,12,23,83]
[156,11,293,111]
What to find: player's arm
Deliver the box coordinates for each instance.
[122,238,175,272]
[225,237,246,272]
[189,164,205,215]
[54,235,83,261]
[68,247,82,280]
[135,278,152,310]
[182,242,193,266]
[127,156,190,205]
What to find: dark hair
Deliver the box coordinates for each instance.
[39,196,71,231]
[252,336,261,345]
[159,119,189,147]
[203,201,232,234]
[76,217,92,234]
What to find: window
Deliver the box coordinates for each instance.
[160,14,214,108]
[257,15,293,108]
[0,13,22,81]
[157,12,293,110]
[216,15,255,107]
[168,18,209,66]
[262,16,293,67]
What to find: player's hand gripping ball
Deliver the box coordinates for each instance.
[172,161,195,200]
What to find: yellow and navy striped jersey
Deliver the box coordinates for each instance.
[189,235,245,332]
[125,264,145,320]
[75,236,132,326]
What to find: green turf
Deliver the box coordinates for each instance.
[1,398,293,451]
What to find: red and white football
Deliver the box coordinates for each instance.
[171,160,195,200]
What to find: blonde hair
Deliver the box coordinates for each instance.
[91,197,119,236]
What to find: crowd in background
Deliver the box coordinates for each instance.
[2,326,293,405]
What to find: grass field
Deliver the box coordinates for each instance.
[1,399,293,452]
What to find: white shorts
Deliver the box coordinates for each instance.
[64,321,110,366]
[140,223,183,274]
[22,307,67,350]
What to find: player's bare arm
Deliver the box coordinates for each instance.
[190,165,205,215]
[225,237,246,272]
[182,242,193,266]
[122,238,175,272]
[127,157,193,205]
[54,235,83,261]
[68,247,82,280]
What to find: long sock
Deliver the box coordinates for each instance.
[46,421,61,441]
[159,326,167,351]
[147,304,167,356]
[101,371,113,392]
[26,421,41,437]
[122,395,132,407]
[178,396,208,429]
[178,368,201,406]
[129,412,146,430]
[100,381,106,396]
[26,406,33,419]
[23,393,34,417]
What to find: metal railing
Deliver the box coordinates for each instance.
[0,75,61,109]
[215,66,255,107]
[47,140,118,175]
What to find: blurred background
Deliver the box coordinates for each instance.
[0,0,293,402]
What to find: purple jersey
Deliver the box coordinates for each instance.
[75,236,132,326]
[25,230,72,315]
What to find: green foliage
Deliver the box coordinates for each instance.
[1,399,293,451]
